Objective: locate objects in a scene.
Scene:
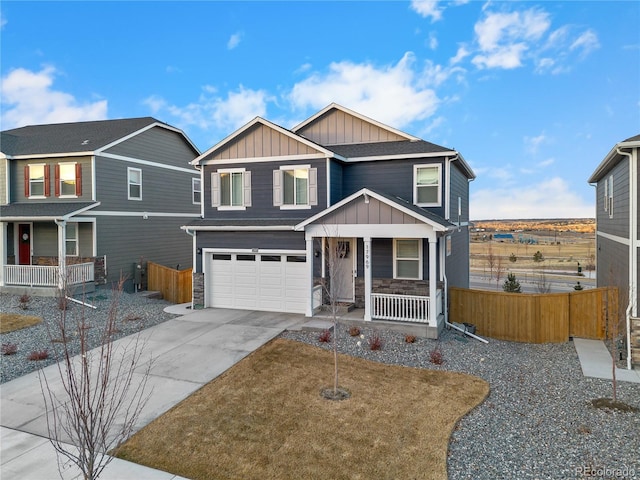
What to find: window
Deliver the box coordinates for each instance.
[66,223,78,256]
[57,163,80,197]
[273,166,318,208]
[414,165,441,206]
[128,168,142,200]
[394,239,422,279]
[26,164,49,197]
[192,178,201,204]
[211,169,251,209]
[607,175,614,218]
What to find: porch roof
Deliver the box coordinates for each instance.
[0,202,100,221]
[183,217,304,231]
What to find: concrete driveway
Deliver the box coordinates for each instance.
[1,308,309,479]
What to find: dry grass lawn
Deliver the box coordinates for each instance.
[0,313,43,333]
[116,338,489,480]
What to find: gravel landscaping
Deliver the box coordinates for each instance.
[2,294,638,479]
[281,325,640,480]
[1,291,177,383]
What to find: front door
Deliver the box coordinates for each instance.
[332,238,355,303]
[18,224,32,265]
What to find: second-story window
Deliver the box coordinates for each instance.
[211,169,251,209]
[56,163,81,197]
[128,167,142,200]
[25,164,49,198]
[273,166,318,209]
[414,164,441,207]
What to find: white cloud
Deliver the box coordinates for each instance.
[450,45,470,64]
[428,32,438,50]
[537,158,555,168]
[1,12,7,29]
[0,66,107,129]
[471,177,594,219]
[410,0,443,22]
[227,31,243,50]
[570,29,600,58]
[289,52,439,129]
[524,133,548,154]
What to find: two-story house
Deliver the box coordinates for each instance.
[0,117,201,294]
[185,104,474,338]
[588,133,639,369]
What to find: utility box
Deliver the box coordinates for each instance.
[133,262,145,288]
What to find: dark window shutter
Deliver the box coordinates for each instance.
[44,165,51,197]
[54,164,60,197]
[75,164,82,196]
[24,166,30,197]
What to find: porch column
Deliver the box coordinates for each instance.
[55,220,67,291]
[363,237,372,321]
[0,222,6,286]
[428,239,437,327]
[305,236,314,317]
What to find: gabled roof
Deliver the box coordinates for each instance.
[192,116,339,165]
[588,133,640,183]
[292,103,420,142]
[295,188,454,233]
[0,117,199,159]
[0,202,100,221]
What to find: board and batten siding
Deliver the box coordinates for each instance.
[94,155,198,213]
[204,123,318,162]
[318,196,422,226]
[202,158,327,219]
[595,157,630,239]
[296,109,406,146]
[9,156,93,203]
[104,126,198,169]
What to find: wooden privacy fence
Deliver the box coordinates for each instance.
[449,287,618,343]
[147,262,192,304]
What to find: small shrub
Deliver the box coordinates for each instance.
[18,293,31,310]
[318,329,332,343]
[1,343,18,355]
[348,326,361,336]
[405,334,417,343]
[429,345,444,365]
[28,349,49,361]
[368,332,384,351]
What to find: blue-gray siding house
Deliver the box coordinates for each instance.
[0,118,201,293]
[588,133,639,369]
[185,104,475,338]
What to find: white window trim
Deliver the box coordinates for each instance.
[192,177,201,205]
[414,164,442,207]
[28,163,46,199]
[214,167,248,210]
[66,223,78,257]
[393,238,423,280]
[127,167,142,200]
[58,162,78,198]
[278,164,313,210]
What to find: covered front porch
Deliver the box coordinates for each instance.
[296,189,452,338]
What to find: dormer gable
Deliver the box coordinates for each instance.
[292,103,420,146]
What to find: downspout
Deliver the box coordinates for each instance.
[182,226,196,309]
[617,146,635,370]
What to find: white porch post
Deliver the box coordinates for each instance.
[305,236,314,317]
[55,220,67,291]
[363,237,372,321]
[0,222,6,286]
[428,238,437,326]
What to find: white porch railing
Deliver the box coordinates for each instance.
[371,293,430,323]
[4,262,94,287]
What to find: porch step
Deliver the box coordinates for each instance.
[321,303,356,315]
[136,290,163,300]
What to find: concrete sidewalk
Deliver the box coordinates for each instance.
[1,308,308,480]
[573,338,640,383]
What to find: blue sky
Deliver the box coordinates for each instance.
[1,1,638,220]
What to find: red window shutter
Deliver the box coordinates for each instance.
[24,166,30,197]
[54,164,60,197]
[75,164,82,196]
[44,165,51,197]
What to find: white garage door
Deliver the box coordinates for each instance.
[207,252,308,314]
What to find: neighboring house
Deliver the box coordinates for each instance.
[185,104,475,338]
[588,134,640,369]
[0,118,201,294]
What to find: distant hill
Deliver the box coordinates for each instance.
[471,218,595,234]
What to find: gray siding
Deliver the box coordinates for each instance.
[596,233,630,298]
[321,196,421,225]
[296,109,406,145]
[10,156,93,203]
[33,223,58,256]
[202,158,327,219]
[329,160,343,206]
[104,126,198,169]
[77,223,93,257]
[0,159,7,205]
[449,162,470,223]
[342,158,446,219]
[595,157,630,239]
[96,216,192,290]
[446,227,470,288]
[94,155,199,213]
